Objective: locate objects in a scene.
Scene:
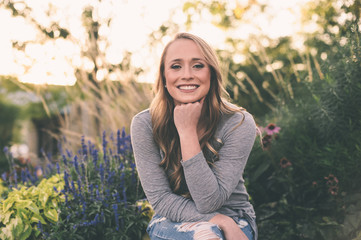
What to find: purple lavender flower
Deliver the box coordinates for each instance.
[110,132,114,142]
[81,163,86,178]
[56,162,60,175]
[92,149,98,169]
[81,136,88,157]
[57,142,63,155]
[73,156,80,175]
[122,188,127,208]
[1,172,6,182]
[37,221,43,233]
[21,169,27,184]
[101,211,105,223]
[99,163,104,183]
[71,180,77,195]
[63,170,70,191]
[77,179,83,192]
[47,152,53,162]
[3,146,9,154]
[112,204,120,231]
[25,169,35,185]
[62,155,68,166]
[66,149,72,158]
[102,131,108,161]
[95,185,101,201]
[117,129,122,155]
[47,164,53,175]
[13,171,18,187]
[113,192,121,203]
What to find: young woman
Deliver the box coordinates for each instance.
[131,33,258,240]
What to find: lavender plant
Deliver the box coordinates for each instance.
[0,128,151,240]
[43,128,149,240]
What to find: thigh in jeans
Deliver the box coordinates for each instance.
[234,217,254,240]
[147,214,224,240]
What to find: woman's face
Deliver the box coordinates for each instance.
[163,39,211,105]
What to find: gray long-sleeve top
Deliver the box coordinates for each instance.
[130,108,257,223]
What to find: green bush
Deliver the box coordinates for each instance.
[0,129,152,240]
[0,174,64,240]
[245,27,361,239]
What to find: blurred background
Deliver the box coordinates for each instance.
[0,0,360,239]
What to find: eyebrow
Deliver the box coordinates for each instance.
[169,58,205,63]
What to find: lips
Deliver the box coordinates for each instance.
[177,84,199,90]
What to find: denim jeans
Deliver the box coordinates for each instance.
[147,214,255,240]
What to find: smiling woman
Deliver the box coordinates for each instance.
[131,32,258,240]
[164,39,211,105]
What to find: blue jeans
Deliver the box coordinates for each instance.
[147,214,254,240]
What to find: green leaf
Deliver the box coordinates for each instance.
[14,199,32,209]
[44,208,58,223]
[251,160,271,182]
[19,223,32,240]
[25,202,40,215]
[12,216,24,238]
[30,213,46,224]
[17,208,30,221]
[0,226,12,240]
[50,198,58,208]
[2,198,15,212]
[2,211,13,224]
[39,192,49,208]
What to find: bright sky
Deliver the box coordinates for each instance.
[0,0,314,85]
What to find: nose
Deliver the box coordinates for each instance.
[182,65,193,80]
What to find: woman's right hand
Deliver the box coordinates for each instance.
[173,99,204,161]
[209,214,249,240]
[173,98,204,138]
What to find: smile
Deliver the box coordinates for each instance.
[177,85,199,90]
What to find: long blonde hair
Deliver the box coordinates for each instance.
[150,33,244,196]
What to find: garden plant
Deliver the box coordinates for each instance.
[0,129,152,240]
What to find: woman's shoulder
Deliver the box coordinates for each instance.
[131,108,152,129]
[132,108,151,121]
[219,101,256,135]
[222,110,255,127]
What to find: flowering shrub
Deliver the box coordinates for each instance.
[247,122,346,240]
[0,128,152,240]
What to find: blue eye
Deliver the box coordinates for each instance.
[194,64,204,69]
[171,65,181,69]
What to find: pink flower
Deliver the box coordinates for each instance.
[262,135,273,149]
[280,157,292,168]
[329,185,339,195]
[324,174,339,196]
[264,123,281,135]
[324,174,339,186]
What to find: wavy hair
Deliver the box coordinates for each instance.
[150,32,245,196]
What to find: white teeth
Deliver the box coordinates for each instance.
[178,85,198,90]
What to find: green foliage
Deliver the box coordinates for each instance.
[245,26,361,239]
[0,179,9,199]
[0,96,21,172]
[1,130,152,239]
[41,130,150,240]
[0,174,65,240]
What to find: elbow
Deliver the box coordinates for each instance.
[194,192,227,214]
[195,202,221,214]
